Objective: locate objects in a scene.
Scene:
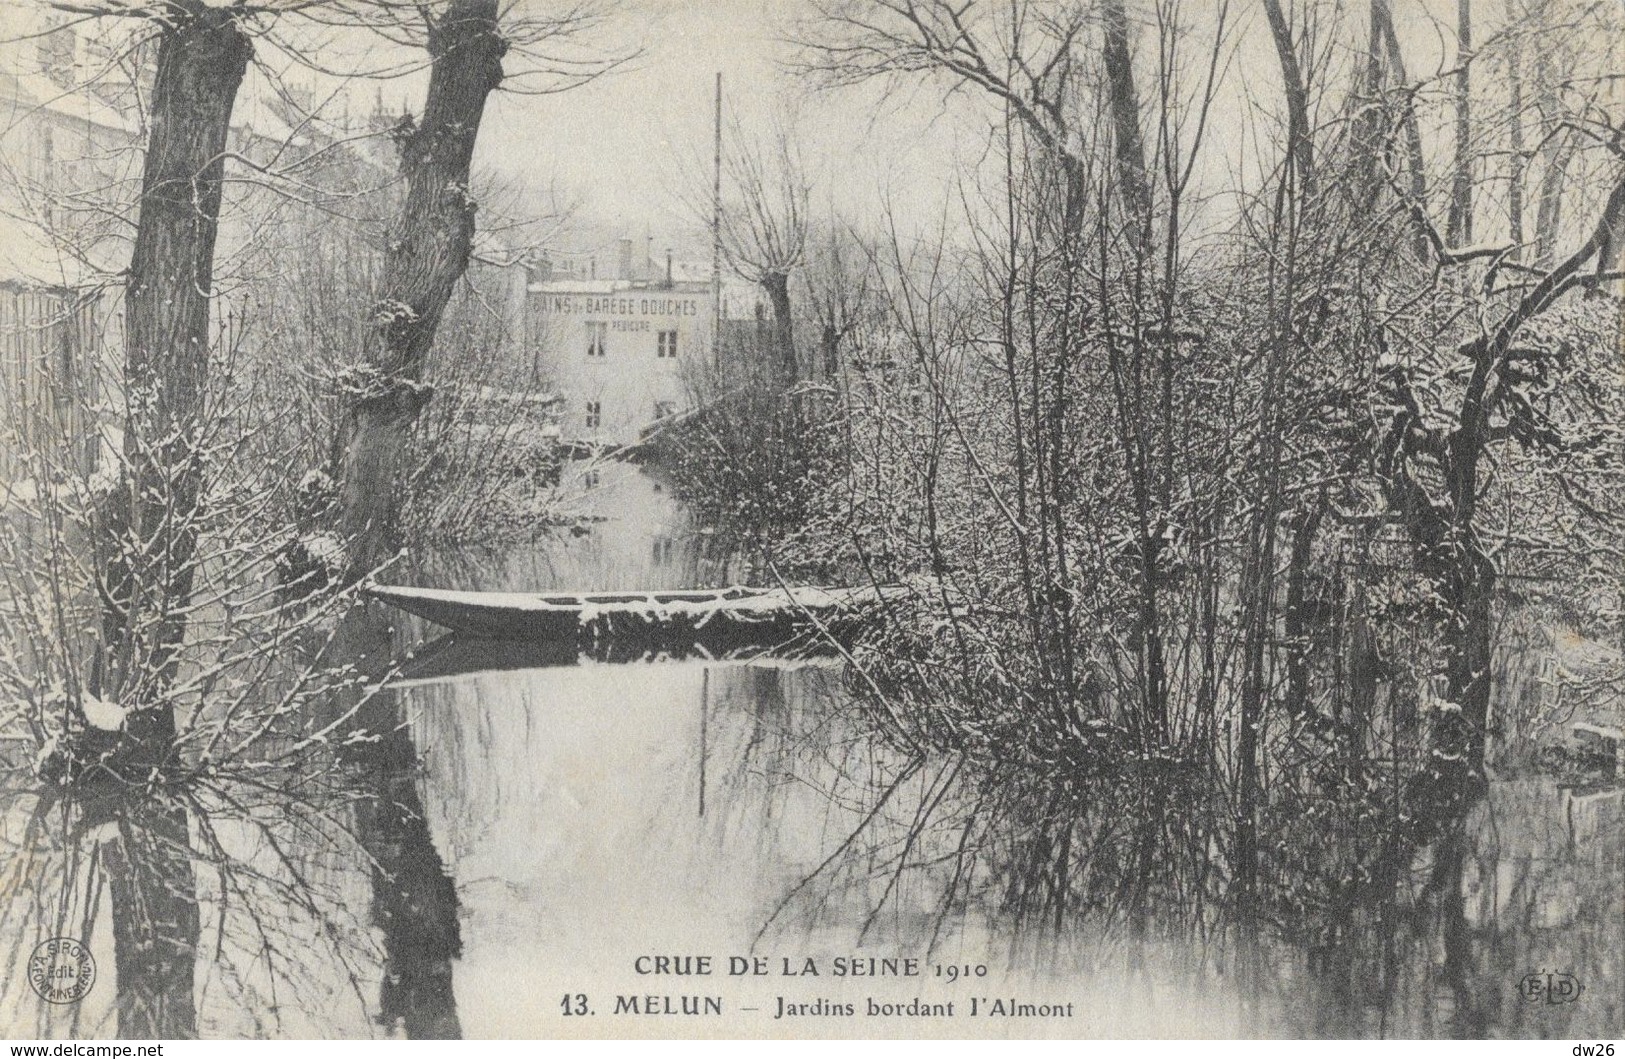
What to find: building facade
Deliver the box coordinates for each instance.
[0,14,144,489]
[526,240,717,446]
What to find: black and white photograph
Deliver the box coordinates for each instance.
[0,0,1622,1042]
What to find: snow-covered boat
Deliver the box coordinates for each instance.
[363,583,907,645]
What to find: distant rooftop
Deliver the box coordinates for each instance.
[528,276,711,295]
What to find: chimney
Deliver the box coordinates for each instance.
[618,238,635,281]
[665,249,673,288]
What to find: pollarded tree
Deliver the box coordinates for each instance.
[714,113,811,388]
[331,0,509,578]
[332,0,633,578]
[36,0,256,765]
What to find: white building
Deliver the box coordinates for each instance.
[526,239,717,446]
[0,14,144,488]
[0,10,393,490]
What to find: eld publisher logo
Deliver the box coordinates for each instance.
[27,938,95,1005]
[1517,970,1582,1005]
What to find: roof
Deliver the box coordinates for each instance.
[528,277,713,296]
[667,259,717,284]
[530,279,630,295]
[0,70,139,140]
[0,208,116,287]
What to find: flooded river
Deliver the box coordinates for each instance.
[2,462,1622,1039]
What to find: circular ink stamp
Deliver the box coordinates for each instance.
[27,937,96,1004]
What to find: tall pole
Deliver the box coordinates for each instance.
[711,72,723,373]
[698,667,709,818]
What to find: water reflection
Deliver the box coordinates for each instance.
[1,461,1620,1038]
[329,605,463,1039]
[0,777,378,1038]
[387,637,1623,1037]
[102,797,198,1039]
[420,461,723,594]
[360,735,463,1040]
[1276,781,1624,1038]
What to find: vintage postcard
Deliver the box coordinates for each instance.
[0,0,1622,1042]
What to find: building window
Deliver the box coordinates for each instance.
[651,536,676,565]
[584,400,601,429]
[33,124,53,188]
[37,26,74,88]
[586,321,607,358]
[657,330,678,359]
[653,400,676,420]
[583,469,601,488]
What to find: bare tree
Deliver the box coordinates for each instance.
[34,1,255,767]
[713,113,810,387]
[1447,0,1475,246]
[794,0,1234,752]
[332,0,508,578]
[785,0,1625,805]
[1264,0,1316,198]
[333,0,631,577]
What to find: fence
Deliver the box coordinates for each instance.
[0,282,106,487]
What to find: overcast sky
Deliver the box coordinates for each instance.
[172,0,1625,265]
[232,0,1560,265]
[468,0,983,258]
[459,0,1310,258]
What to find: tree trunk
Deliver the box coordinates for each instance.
[1098,0,1164,745]
[1436,415,1495,770]
[1506,0,1525,257]
[1534,136,1571,270]
[1440,555,1495,767]
[1371,0,1430,259]
[1284,495,1326,718]
[1353,1,1389,211]
[1264,0,1316,200]
[1532,39,1570,269]
[337,0,507,578]
[820,322,839,381]
[1347,573,1380,736]
[1101,0,1150,226]
[1379,15,1426,210]
[761,270,797,386]
[1446,0,1473,247]
[107,3,251,759]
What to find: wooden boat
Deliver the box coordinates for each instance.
[363,583,908,646]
